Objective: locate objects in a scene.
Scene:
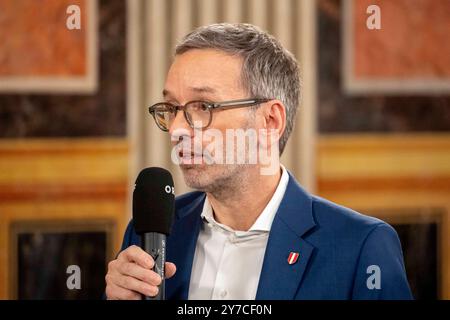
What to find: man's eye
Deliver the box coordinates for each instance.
[165,103,179,110]
[200,103,210,111]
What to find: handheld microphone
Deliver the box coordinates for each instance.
[132,167,175,300]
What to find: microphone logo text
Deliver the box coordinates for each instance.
[165,185,175,195]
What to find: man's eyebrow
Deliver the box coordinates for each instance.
[162,87,217,98]
[189,86,216,94]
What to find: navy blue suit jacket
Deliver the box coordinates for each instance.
[119,172,413,300]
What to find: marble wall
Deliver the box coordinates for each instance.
[0,0,128,299]
[318,0,450,133]
[0,0,87,77]
[353,0,450,79]
[0,0,126,137]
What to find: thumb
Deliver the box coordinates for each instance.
[164,262,177,279]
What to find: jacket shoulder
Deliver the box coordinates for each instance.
[307,194,394,254]
[311,195,386,235]
[306,195,412,299]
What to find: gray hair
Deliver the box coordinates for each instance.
[175,23,301,155]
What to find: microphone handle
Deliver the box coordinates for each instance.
[142,232,166,300]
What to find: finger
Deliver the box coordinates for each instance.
[120,245,154,269]
[118,262,162,286]
[115,274,159,297]
[106,282,141,300]
[165,262,177,279]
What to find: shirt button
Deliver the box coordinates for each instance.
[220,290,227,298]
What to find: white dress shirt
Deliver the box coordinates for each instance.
[188,166,289,300]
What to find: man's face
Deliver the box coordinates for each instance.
[163,49,259,192]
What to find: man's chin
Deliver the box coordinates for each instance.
[179,163,205,171]
[178,157,208,166]
[179,163,220,191]
[180,171,206,191]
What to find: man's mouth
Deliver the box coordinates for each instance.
[178,150,204,164]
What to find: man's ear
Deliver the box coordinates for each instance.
[262,99,286,140]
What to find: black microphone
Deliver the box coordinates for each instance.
[132,167,175,300]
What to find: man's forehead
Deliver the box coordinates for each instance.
[164,50,244,99]
[168,49,242,76]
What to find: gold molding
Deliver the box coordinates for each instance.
[0,138,128,299]
[318,133,450,180]
[317,133,450,299]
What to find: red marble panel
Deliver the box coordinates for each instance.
[0,0,87,76]
[353,0,450,79]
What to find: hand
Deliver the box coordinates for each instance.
[105,245,177,300]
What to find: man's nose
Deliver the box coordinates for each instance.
[169,111,193,140]
[169,110,191,132]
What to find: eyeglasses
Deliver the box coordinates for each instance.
[148,98,271,131]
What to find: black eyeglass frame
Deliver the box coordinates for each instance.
[148,98,272,131]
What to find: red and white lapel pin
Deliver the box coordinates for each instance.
[287,252,300,265]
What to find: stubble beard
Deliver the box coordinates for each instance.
[180,113,257,199]
[180,162,252,200]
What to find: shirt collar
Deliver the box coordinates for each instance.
[201,165,289,233]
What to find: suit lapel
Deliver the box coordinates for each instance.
[256,173,316,299]
[167,173,316,300]
[166,193,205,300]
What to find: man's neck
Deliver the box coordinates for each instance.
[206,166,282,231]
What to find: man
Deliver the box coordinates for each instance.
[105,23,412,300]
